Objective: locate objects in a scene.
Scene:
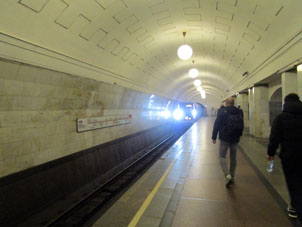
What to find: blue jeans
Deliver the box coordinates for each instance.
[219,140,238,178]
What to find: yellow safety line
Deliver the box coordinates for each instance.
[128,159,176,227]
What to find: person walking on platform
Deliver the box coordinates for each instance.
[217,102,226,116]
[212,97,244,187]
[267,93,302,224]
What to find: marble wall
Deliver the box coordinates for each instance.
[0,59,174,177]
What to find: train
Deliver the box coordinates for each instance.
[173,102,206,121]
[159,102,206,122]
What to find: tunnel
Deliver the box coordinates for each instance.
[0,1,302,226]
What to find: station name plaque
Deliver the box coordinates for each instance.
[76,114,132,132]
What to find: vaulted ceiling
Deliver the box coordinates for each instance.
[1,0,302,104]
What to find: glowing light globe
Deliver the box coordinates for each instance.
[194,79,201,87]
[177,45,193,60]
[201,90,206,99]
[189,68,199,78]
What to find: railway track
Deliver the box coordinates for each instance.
[44,122,192,227]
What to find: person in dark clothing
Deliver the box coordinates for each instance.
[267,93,302,224]
[217,100,226,113]
[217,104,225,116]
[212,97,244,187]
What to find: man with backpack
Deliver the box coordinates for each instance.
[212,97,244,187]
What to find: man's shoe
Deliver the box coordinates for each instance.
[225,174,233,188]
[287,206,297,219]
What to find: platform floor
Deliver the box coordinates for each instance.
[92,117,294,227]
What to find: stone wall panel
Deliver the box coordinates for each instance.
[0,59,175,177]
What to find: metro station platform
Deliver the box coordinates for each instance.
[92,117,294,227]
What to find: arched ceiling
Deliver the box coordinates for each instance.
[0,0,302,104]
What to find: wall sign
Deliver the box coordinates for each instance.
[77,114,132,132]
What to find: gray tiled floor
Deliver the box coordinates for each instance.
[239,133,290,204]
[93,117,293,227]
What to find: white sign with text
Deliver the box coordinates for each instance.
[77,114,132,132]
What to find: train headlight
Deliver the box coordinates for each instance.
[162,110,171,119]
[173,109,184,120]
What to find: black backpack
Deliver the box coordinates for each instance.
[222,110,243,136]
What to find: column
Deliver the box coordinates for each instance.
[232,95,237,106]
[281,71,297,102]
[237,92,249,129]
[248,88,255,136]
[297,65,302,99]
[235,94,241,107]
[249,85,270,138]
[233,97,237,106]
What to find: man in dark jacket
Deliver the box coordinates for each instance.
[217,102,226,116]
[267,93,302,224]
[212,97,244,187]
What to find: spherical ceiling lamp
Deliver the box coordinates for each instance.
[189,68,199,78]
[197,86,203,92]
[201,90,206,99]
[177,32,193,60]
[194,79,201,87]
[177,45,193,60]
